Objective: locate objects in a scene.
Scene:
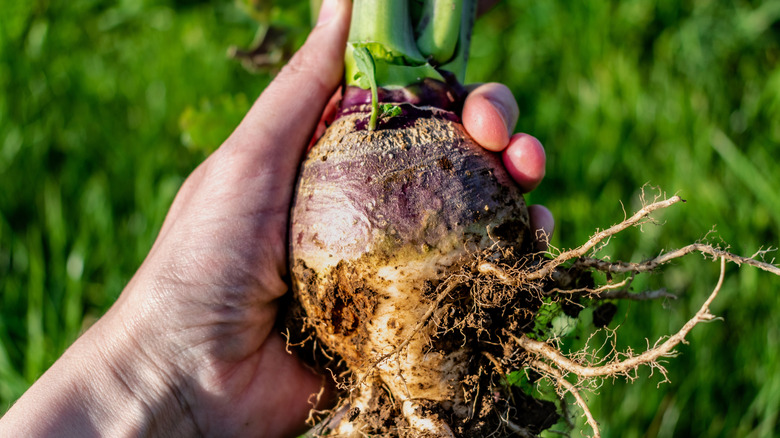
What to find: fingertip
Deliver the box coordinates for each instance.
[463,83,519,152]
[528,204,555,251]
[228,0,350,168]
[280,0,351,93]
[502,133,546,192]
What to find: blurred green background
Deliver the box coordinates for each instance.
[1,0,778,436]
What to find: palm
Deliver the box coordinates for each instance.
[133,142,320,435]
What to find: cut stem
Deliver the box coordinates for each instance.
[415,0,464,65]
[349,0,424,63]
[345,0,476,90]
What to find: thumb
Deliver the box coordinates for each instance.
[227,0,351,170]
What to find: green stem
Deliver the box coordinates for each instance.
[345,0,476,89]
[353,46,381,130]
[437,0,476,81]
[368,80,379,130]
[415,0,464,65]
[349,0,424,64]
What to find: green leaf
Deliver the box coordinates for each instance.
[352,46,377,90]
[505,370,525,387]
[352,71,370,90]
[380,103,402,118]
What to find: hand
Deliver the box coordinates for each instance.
[462,82,554,249]
[0,0,552,437]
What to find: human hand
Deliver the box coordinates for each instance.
[462,82,554,249]
[0,0,551,437]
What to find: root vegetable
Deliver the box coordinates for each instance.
[291,106,531,436]
[289,1,545,435]
[285,1,780,437]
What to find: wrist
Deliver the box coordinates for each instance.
[0,310,199,437]
[82,309,201,437]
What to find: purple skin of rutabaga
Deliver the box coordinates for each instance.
[293,108,526,265]
[289,98,530,371]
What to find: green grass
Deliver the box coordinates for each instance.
[1,0,779,436]
[0,0,272,406]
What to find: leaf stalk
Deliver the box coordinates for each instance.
[345,0,475,90]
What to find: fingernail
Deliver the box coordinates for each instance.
[316,0,339,27]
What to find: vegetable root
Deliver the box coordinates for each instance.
[289,184,780,436]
